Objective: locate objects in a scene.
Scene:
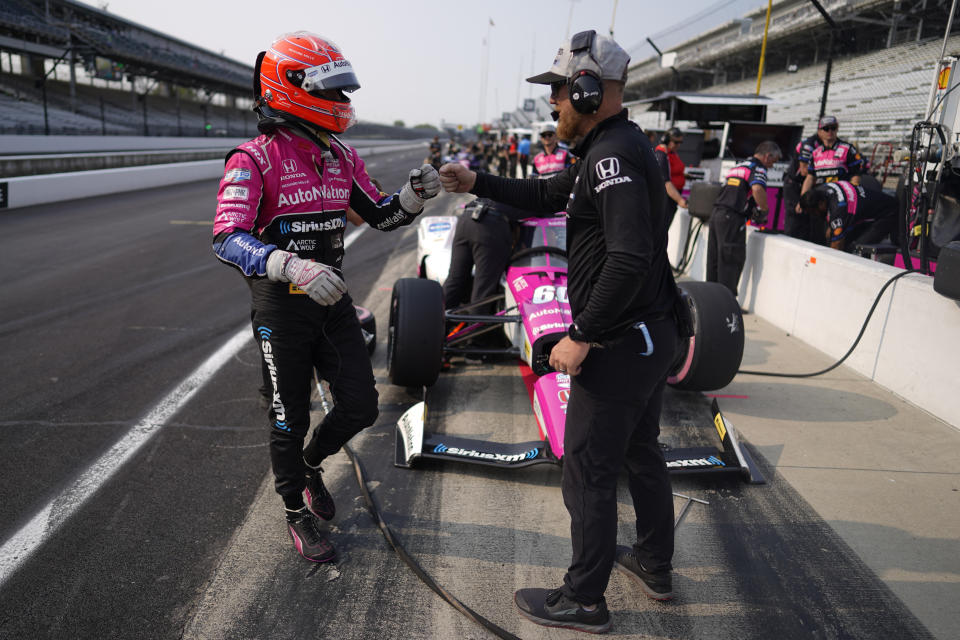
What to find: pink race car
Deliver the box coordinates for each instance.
[387,214,763,483]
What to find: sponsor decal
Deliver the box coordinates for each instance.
[558,389,570,403]
[593,175,633,193]
[215,211,247,224]
[713,413,727,441]
[278,218,346,234]
[257,326,289,429]
[428,220,452,233]
[431,443,539,463]
[556,373,570,385]
[277,185,350,207]
[666,456,726,468]
[725,314,740,334]
[595,157,620,180]
[532,321,567,336]
[224,168,251,182]
[529,308,561,321]
[331,234,343,249]
[280,172,308,181]
[282,158,298,174]
[726,177,742,186]
[512,276,529,291]
[223,186,249,200]
[375,210,408,230]
[219,202,251,211]
[232,236,266,256]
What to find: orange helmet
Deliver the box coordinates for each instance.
[256,32,360,133]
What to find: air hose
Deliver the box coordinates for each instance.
[738,268,915,378]
[342,443,523,640]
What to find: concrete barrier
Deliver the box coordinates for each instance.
[0,141,426,210]
[668,208,960,429]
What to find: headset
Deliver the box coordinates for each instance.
[660,127,683,146]
[568,30,604,115]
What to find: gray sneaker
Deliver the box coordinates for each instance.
[514,587,611,634]
[614,546,673,601]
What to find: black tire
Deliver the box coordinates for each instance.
[668,281,744,391]
[355,305,376,356]
[387,278,444,387]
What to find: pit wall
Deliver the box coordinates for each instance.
[0,141,426,210]
[668,209,960,429]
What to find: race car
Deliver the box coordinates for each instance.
[387,206,763,483]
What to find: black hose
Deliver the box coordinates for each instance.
[738,268,915,378]
[343,444,523,640]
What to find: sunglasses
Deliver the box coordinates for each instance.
[541,132,555,138]
[820,125,838,132]
[550,80,567,99]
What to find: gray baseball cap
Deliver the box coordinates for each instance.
[527,30,631,85]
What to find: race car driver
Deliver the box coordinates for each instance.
[799,180,897,252]
[531,123,576,178]
[212,32,439,563]
[440,30,681,633]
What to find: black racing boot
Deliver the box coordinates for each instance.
[514,587,611,634]
[285,507,336,563]
[304,465,335,521]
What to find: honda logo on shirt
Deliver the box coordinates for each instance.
[595,157,620,180]
[282,158,298,174]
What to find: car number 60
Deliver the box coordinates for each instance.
[532,285,568,304]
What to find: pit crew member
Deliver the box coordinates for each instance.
[784,132,820,240]
[440,30,681,633]
[654,127,687,228]
[799,180,897,252]
[531,123,576,178]
[707,141,782,298]
[801,115,863,198]
[212,32,439,563]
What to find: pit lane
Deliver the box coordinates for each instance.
[0,151,940,638]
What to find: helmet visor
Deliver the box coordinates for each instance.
[301,59,360,93]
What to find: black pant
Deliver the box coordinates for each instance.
[519,154,529,178]
[442,211,513,314]
[251,284,378,500]
[560,317,678,604]
[707,208,747,297]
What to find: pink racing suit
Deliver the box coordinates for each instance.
[213,126,417,276]
[211,124,420,502]
[809,139,862,184]
[531,147,575,178]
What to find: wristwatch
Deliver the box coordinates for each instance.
[568,323,589,343]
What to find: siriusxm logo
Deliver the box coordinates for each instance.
[278,218,345,234]
[258,326,288,427]
[666,456,726,468]
[277,185,350,207]
[432,443,539,463]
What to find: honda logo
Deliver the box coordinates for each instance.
[595,157,620,180]
[282,158,298,174]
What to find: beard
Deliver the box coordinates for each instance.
[556,107,585,144]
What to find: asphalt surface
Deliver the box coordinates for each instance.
[0,148,938,639]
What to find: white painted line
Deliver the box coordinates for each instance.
[0,226,368,586]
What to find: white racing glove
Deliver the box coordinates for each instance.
[266,250,347,306]
[398,164,441,213]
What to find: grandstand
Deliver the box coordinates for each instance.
[0,0,433,140]
[623,0,960,158]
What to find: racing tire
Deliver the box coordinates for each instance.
[668,281,744,391]
[508,246,567,266]
[355,305,376,356]
[387,278,444,388]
